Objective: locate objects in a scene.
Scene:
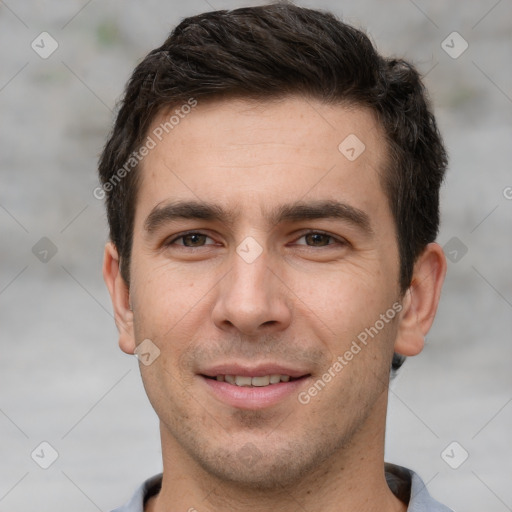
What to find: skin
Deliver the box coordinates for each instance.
[103,96,446,512]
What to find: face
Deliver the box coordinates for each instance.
[114,96,409,488]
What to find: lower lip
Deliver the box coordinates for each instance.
[201,376,309,410]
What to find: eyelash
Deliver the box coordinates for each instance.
[165,230,347,249]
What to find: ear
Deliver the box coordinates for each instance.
[394,242,447,357]
[102,242,136,354]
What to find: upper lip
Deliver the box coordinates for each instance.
[200,363,310,378]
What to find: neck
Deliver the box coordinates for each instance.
[146,399,406,512]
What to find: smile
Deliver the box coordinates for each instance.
[206,374,297,387]
[200,369,311,409]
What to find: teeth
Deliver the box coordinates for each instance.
[251,376,270,387]
[216,374,294,387]
[235,376,252,387]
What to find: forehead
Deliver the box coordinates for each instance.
[135,96,390,227]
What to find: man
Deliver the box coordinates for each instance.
[98,3,451,511]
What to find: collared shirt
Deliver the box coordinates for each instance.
[111,463,454,511]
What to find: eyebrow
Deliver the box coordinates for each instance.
[268,200,373,235]
[144,201,239,234]
[144,199,373,236]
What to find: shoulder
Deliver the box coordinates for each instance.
[385,463,454,512]
[110,474,163,512]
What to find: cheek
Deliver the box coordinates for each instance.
[129,260,218,394]
[130,268,202,411]
[294,266,400,366]
[292,263,390,322]
[130,258,212,335]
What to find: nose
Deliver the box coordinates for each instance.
[211,246,292,336]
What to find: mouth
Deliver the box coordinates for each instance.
[199,365,311,409]
[202,374,304,387]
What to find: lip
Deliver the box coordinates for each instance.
[201,375,310,410]
[199,362,311,410]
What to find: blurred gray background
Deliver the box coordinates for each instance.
[1,1,511,511]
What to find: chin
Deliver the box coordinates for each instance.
[188,434,338,491]
[198,451,305,490]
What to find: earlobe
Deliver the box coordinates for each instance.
[102,242,136,355]
[394,242,447,357]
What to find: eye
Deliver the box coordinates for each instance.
[166,232,215,247]
[294,231,345,247]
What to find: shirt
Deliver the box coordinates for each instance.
[111,463,454,512]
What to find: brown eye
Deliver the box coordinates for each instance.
[304,233,332,246]
[167,232,213,247]
[182,234,207,246]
